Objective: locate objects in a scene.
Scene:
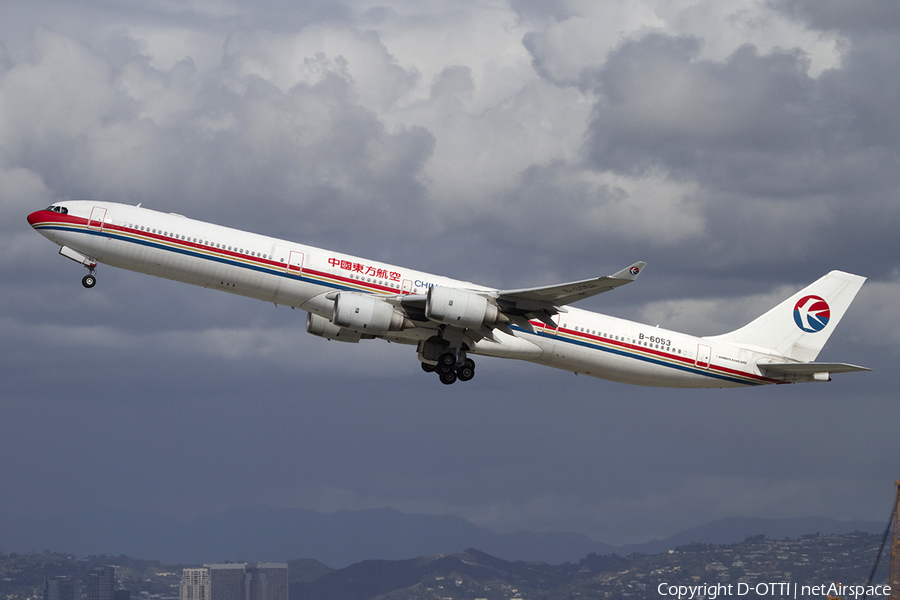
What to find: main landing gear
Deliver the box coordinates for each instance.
[421,352,476,385]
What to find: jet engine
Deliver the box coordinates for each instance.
[306,312,363,343]
[425,287,503,329]
[332,292,408,335]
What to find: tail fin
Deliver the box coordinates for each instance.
[705,271,865,362]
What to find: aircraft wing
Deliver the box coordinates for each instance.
[396,261,646,338]
[493,261,647,312]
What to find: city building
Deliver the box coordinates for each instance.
[208,565,245,600]
[43,576,75,600]
[208,564,287,600]
[179,569,210,600]
[244,565,287,600]
[87,567,116,600]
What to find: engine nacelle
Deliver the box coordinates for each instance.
[306,312,362,343]
[332,292,407,335]
[425,287,500,329]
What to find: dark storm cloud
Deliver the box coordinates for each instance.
[772,0,900,36]
[577,31,900,277]
[508,0,573,24]
[586,35,815,179]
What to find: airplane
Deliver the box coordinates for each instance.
[27,200,870,387]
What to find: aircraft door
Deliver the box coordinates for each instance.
[401,279,413,295]
[286,251,304,275]
[88,206,107,231]
[696,344,711,369]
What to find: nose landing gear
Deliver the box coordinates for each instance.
[57,246,98,289]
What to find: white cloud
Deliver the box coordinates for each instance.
[223,25,418,112]
[520,0,843,87]
[636,283,800,335]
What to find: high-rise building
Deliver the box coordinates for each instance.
[244,565,287,600]
[179,569,209,600]
[44,576,76,600]
[209,565,246,600]
[208,564,287,600]
[87,567,116,600]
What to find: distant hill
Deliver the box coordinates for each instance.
[291,533,885,600]
[0,533,885,600]
[0,506,882,568]
[287,558,334,583]
[616,515,886,556]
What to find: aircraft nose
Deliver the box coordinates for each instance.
[27,210,44,226]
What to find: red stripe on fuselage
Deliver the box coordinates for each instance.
[29,210,404,295]
[540,323,780,384]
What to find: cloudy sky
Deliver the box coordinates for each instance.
[2,0,899,549]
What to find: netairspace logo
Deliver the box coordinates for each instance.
[657,582,891,598]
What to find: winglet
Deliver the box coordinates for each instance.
[611,261,647,282]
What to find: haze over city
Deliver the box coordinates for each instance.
[2,0,899,552]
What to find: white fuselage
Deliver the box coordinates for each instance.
[28,201,785,388]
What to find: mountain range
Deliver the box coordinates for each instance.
[0,506,883,568]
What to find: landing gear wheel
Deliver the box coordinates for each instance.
[421,362,436,373]
[439,369,458,385]
[82,274,96,288]
[457,363,475,382]
[437,352,457,373]
[457,358,475,382]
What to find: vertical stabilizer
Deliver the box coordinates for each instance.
[705,271,865,362]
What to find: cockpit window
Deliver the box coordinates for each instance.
[44,205,69,214]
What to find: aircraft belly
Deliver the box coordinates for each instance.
[531,335,755,388]
[529,337,658,385]
[80,231,320,307]
[471,331,542,359]
[676,369,752,389]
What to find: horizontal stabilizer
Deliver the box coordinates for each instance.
[760,362,871,375]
